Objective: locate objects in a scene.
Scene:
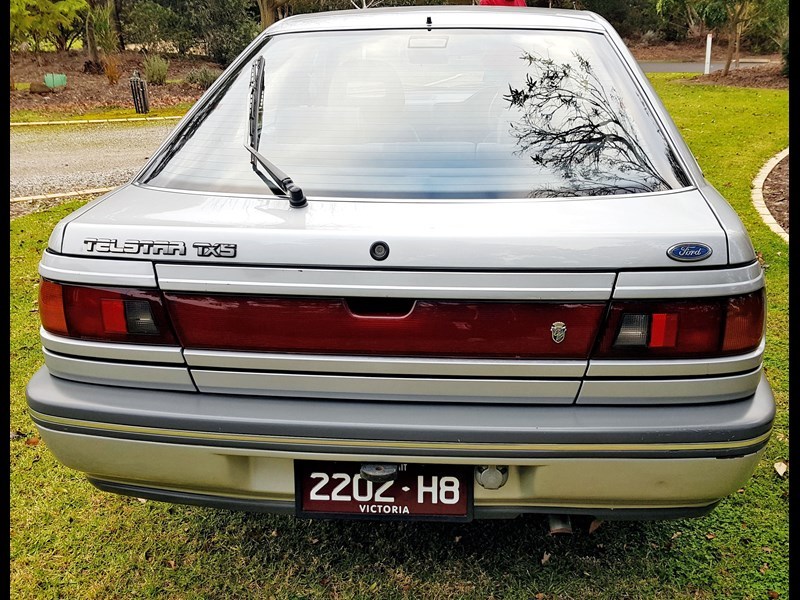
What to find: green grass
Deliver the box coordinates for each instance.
[10,102,194,123]
[10,76,788,599]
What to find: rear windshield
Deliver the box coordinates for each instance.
[140,29,691,199]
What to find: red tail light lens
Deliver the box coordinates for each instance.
[164,294,606,359]
[39,277,765,360]
[38,279,176,345]
[594,290,764,359]
[100,299,128,334]
[649,313,679,348]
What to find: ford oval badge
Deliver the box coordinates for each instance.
[667,242,713,262]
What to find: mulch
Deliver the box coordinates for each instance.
[691,63,788,90]
[762,155,789,234]
[10,50,214,113]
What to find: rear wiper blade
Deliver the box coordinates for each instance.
[245,56,307,208]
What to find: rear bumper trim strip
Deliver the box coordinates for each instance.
[30,408,771,455]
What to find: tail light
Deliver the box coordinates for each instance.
[38,277,764,361]
[38,279,177,345]
[163,294,606,358]
[593,290,765,359]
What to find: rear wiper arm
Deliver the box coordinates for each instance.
[245,56,307,208]
[245,143,308,208]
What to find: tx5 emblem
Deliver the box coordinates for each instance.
[193,242,237,258]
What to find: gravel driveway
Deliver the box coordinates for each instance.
[10,121,176,199]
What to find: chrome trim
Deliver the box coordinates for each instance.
[190,370,580,403]
[41,328,186,365]
[31,410,772,453]
[577,369,762,405]
[183,350,587,378]
[155,265,615,300]
[43,349,196,391]
[587,341,764,377]
[39,251,157,287]
[613,263,764,299]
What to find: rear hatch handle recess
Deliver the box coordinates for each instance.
[245,56,308,208]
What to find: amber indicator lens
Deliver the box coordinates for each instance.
[38,279,176,345]
[39,279,68,336]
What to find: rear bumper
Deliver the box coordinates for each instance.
[27,367,775,519]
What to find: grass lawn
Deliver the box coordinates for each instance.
[10,103,195,123]
[10,74,788,599]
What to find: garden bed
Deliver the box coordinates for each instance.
[10,50,217,114]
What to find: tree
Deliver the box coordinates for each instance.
[737,0,787,53]
[149,0,205,55]
[112,0,124,50]
[711,0,759,75]
[349,0,381,8]
[256,0,293,29]
[656,0,780,76]
[52,0,89,51]
[655,0,709,39]
[580,0,660,39]
[124,0,173,52]
[89,0,122,82]
[13,0,88,55]
[84,0,101,66]
[198,0,260,65]
[10,0,33,51]
[87,0,120,55]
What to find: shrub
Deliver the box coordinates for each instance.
[124,0,173,53]
[103,56,122,86]
[194,0,260,67]
[143,54,169,85]
[91,2,120,55]
[639,29,665,46]
[205,20,259,67]
[185,66,222,90]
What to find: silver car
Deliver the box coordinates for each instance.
[27,6,774,522]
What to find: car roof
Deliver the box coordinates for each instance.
[265,6,608,36]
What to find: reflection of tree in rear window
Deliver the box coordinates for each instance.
[140,30,690,199]
[504,51,689,197]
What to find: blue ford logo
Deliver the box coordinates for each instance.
[667,243,713,262]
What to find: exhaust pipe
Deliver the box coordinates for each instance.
[548,514,573,535]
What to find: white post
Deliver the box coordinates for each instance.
[704,33,713,75]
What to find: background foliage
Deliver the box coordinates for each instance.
[9,0,789,68]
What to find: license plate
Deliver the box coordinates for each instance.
[295,461,473,521]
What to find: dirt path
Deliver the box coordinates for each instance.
[10,121,176,199]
